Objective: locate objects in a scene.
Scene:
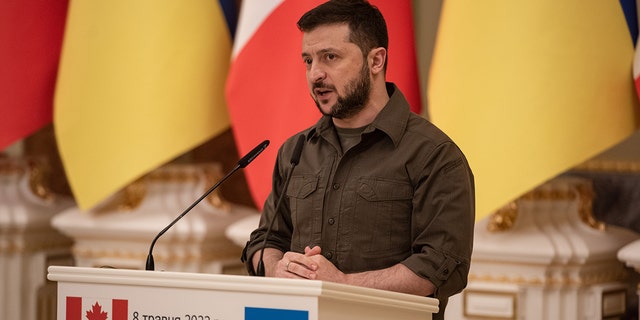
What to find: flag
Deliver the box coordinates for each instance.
[429,0,640,220]
[226,0,421,208]
[66,297,127,320]
[0,0,68,150]
[629,0,640,97]
[619,0,638,45]
[245,307,309,320]
[635,44,640,99]
[54,1,234,209]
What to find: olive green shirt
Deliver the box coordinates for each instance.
[242,83,475,318]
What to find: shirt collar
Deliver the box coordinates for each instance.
[308,82,411,148]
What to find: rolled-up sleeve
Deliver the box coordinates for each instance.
[401,141,475,301]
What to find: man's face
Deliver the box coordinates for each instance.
[302,24,371,119]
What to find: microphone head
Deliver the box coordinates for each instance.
[238,140,269,168]
[290,135,305,166]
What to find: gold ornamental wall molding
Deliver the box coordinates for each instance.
[469,266,627,286]
[487,178,603,232]
[487,159,640,233]
[0,157,53,201]
[574,159,640,173]
[73,243,241,266]
[97,163,228,212]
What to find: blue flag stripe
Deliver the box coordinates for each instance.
[245,307,309,320]
[619,0,638,45]
[219,0,238,39]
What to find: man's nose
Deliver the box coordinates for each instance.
[309,63,326,83]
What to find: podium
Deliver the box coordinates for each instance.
[48,266,438,320]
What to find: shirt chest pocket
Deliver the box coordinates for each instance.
[286,175,320,250]
[354,177,414,254]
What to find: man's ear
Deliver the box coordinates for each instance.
[369,47,387,75]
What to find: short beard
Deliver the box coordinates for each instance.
[313,63,371,120]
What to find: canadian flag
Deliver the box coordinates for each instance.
[66,296,128,320]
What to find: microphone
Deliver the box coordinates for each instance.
[145,140,270,271]
[256,134,305,276]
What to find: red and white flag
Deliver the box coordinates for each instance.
[226,0,421,208]
[0,0,68,150]
[65,296,128,320]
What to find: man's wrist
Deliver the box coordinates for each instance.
[252,248,284,276]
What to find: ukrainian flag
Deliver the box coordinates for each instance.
[429,0,639,220]
[54,0,235,209]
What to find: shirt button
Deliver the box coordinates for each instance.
[328,218,335,225]
[332,183,340,190]
[325,252,333,259]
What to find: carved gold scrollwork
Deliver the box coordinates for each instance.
[487,201,518,232]
[119,179,146,211]
[202,164,229,210]
[0,158,53,201]
[111,163,228,212]
[27,159,54,201]
[487,179,605,232]
[574,182,606,231]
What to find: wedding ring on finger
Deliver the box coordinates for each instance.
[286,261,291,271]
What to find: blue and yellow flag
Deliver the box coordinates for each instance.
[54,1,235,209]
[429,0,639,220]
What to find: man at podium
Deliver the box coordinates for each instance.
[241,1,475,319]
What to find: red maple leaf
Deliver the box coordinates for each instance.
[85,302,108,320]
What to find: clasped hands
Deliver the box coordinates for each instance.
[276,246,346,283]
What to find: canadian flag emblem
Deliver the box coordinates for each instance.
[66,296,128,320]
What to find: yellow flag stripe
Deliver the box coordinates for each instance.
[55,1,231,209]
[429,0,638,220]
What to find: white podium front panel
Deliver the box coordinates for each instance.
[48,266,438,320]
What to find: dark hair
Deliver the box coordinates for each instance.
[297,0,388,69]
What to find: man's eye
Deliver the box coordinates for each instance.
[327,54,336,60]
